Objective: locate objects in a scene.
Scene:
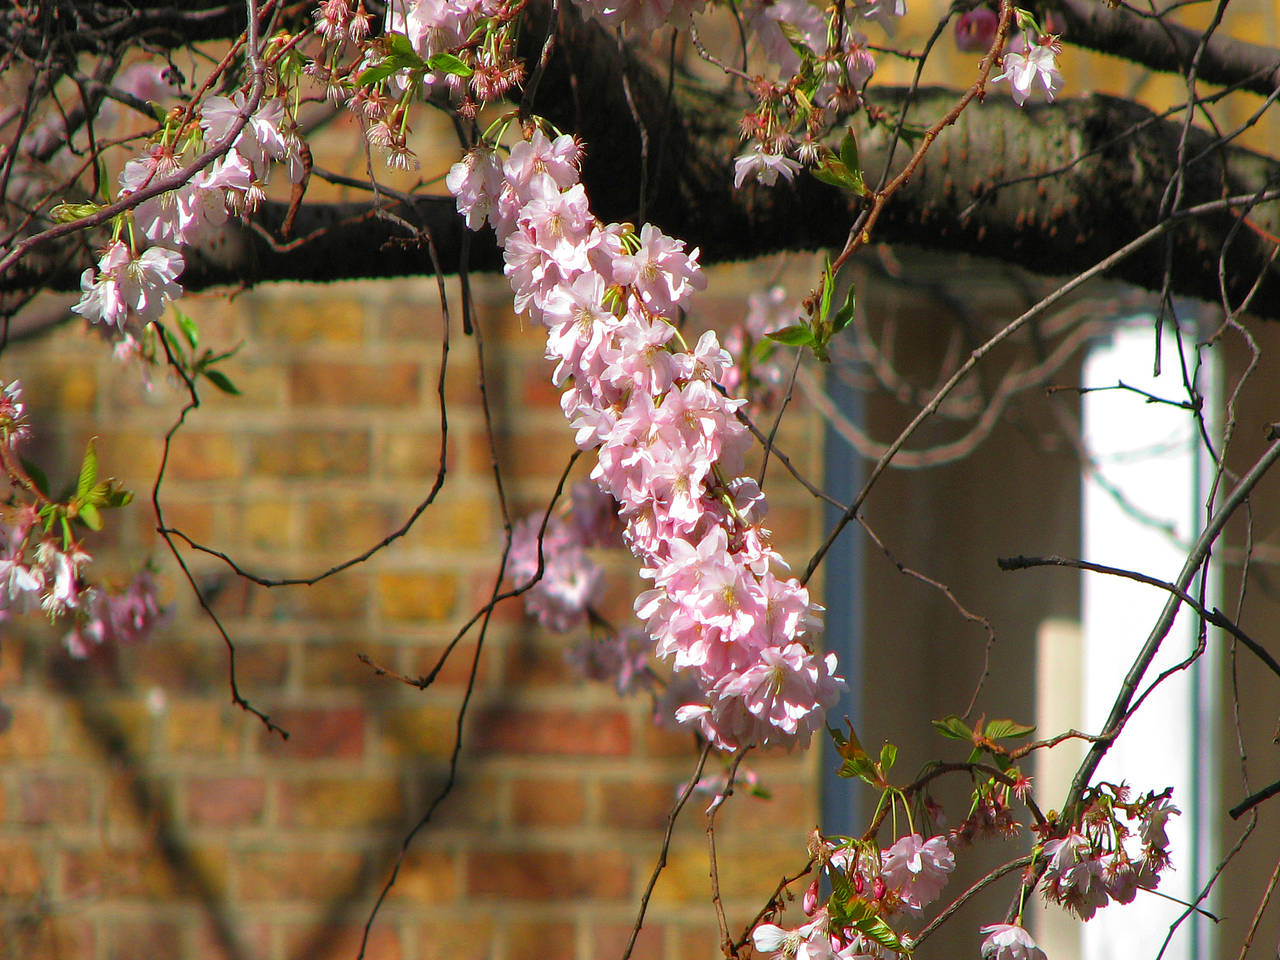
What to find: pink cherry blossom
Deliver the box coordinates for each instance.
[734,144,802,188]
[880,833,955,913]
[979,924,1046,960]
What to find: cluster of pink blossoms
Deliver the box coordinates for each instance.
[73,91,301,332]
[752,832,955,958]
[753,831,1050,960]
[721,285,797,407]
[0,381,164,655]
[1040,791,1178,919]
[449,129,843,750]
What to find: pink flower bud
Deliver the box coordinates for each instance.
[803,878,819,915]
[955,6,998,52]
[852,873,865,895]
[872,877,887,901]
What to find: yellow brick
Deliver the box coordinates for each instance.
[251,294,366,343]
[243,499,296,551]
[377,572,457,621]
[249,429,370,478]
[0,702,50,759]
[164,701,242,758]
[300,499,392,552]
[277,776,406,829]
[379,705,462,758]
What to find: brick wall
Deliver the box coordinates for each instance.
[1,258,827,960]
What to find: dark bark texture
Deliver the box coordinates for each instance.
[3,0,1279,319]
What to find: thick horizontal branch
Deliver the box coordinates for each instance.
[6,3,1279,320]
[1055,0,1280,98]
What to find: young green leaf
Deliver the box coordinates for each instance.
[766,323,815,347]
[76,439,99,501]
[839,130,861,177]
[203,369,241,396]
[831,282,857,334]
[879,741,898,773]
[932,715,974,741]
[175,309,199,350]
[78,502,102,531]
[819,255,835,327]
[839,753,877,782]
[983,718,1037,740]
[426,52,474,77]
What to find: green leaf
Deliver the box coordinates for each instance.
[175,309,199,350]
[932,715,974,741]
[20,457,50,496]
[819,255,835,326]
[839,130,861,178]
[357,62,401,87]
[766,323,815,347]
[78,502,102,531]
[831,282,857,334]
[59,514,73,549]
[852,914,907,954]
[76,439,99,501]
[426,52,474,77]
[387,31,418,58]
[839,753,877,782]
[48,201,103,224]
[879,741,897,772]
[983,718,1037,740]
[101,483,134,509]
[202,369,241,396]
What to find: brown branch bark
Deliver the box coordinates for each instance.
[4,2,1279,319]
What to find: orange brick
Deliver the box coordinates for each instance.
[14,774,93,826]
[277,922,403,960]
[62,845,225,899]
[0,631,23,685]
[0,839,43,897]
[261,706,365,760]
[0,702,48,758]
[413,918,493,960]
[167,431,243,482]
[236,849,365,901]
[377,572,458,621]
[599,779,689,832]
[186,776,266,827]
[153,498,216,544]
[592,922,666,960]
[471,429,578,478]
[471,707,631,757]
[276,776,405,829]
[289,361,421,407]
[2,915,94,960]
[510,777,587,827]
[104,919,181,960]
[468,849,632,900]
[385,849,459,903]
[249,429,371,477]
[505,920,576,960]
